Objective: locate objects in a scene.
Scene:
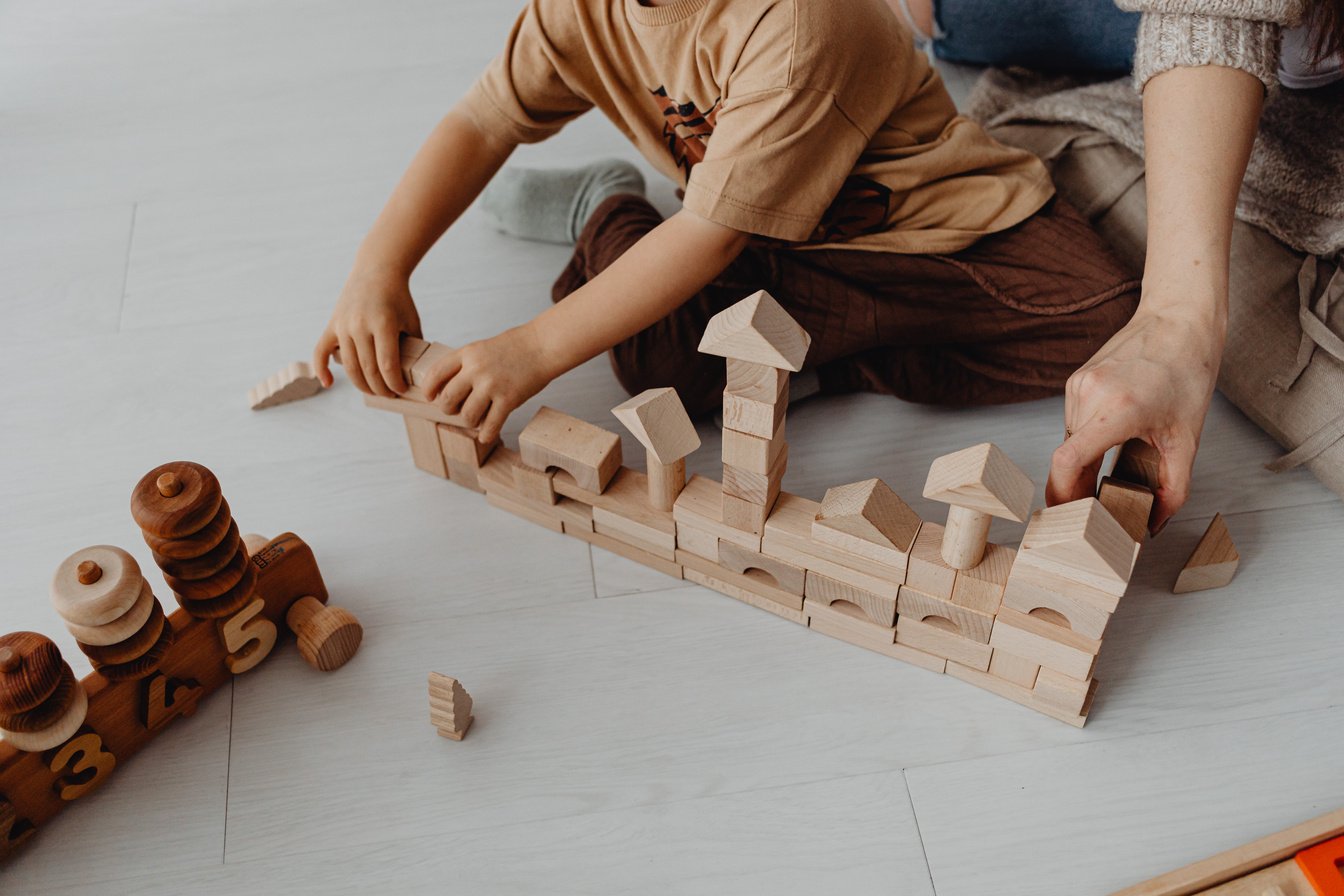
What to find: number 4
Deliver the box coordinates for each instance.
[218,598,277,674]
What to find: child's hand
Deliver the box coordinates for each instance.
[420,323,558,444]
[314,268,423,397]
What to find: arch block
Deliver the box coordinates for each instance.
[519,407,623,495]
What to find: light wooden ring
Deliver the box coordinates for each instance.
[64,579,157,647]
[51,546,144,627]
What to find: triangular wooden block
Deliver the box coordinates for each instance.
[1173,513,1239,593]
[922,442,1033,522]
[1018,498,1139,588]
[697,290,811,372]
[611,388,701,464]
[248,361,323,410]
[813,479,921,557]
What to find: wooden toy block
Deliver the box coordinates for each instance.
[439,423,498,468]
[404,416,449,478]
[519,407,623,494]
[722,490,777,536]
[1001,562,1115,640]
[804,598,896,644]
[1112,437,1162,491]
[726,358,790,397]
[722,376,789,438]
[427,673,473,741]
[1113,806,1344,896]
[673,475,763,551]
[812,478,920,569]
[722,444,789,506]
[593,522,676,562]
[570,526,683,579]
[923,442,1035,570]
[897,585,994,644]
[1194,861,1315,896]
[405,340,455,402]
[552,469,603,505]
[950,542,1014,612]
[611,387,701,511]
[806,601,947,672]
[895,616,992,671]
[717,540,805,595]
[804,571,898,627]
[248,361,323,410]
[486,491,565,533]
[675,524,720,561]
[988,606,1101,681]
[513,463,558,506]
[1295,834,1344,896]
[445,459,485,493]
[761,493,906,595]
[1018,498,1139,595]
[697,289,812,371]
[1097,476,1154,542]
[285,595,362,672]
[555,497,594,534]
[1006,551,1123,614]
[683,568,805,624]
[590,468,677,552]
[988,649,1040,688]
[477,446,524,494]
[1031,667,1093,715]
[905,522,957,598]
[1173,513,1240,594]
[945,662,1094,727]
[363,393,476,428]
[679,550,803,611]
[721,420,786,474]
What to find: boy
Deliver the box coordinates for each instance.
[314,0,1140,445]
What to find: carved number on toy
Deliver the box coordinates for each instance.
[143,673,205,730]
[49,733,117,801]
[0,796,37,859]
[219,598,277,674]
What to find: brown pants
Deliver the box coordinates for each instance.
[553,194,1141,417]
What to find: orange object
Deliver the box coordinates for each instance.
[1297,833,1344,896]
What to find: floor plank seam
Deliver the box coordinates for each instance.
[903,768,940,896]
[116,201,138,332]
[221,678,235,865]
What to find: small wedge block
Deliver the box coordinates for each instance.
[571,525,683,579]
[1112,438,1162,491]
[1017,498,1139,594]
[717,540,805,595]
[590,468,677,551]
[673,475,763,551]
[697,289,812,371]
[679,550,803,611]
[1173,513,1239,594]
[404,416,448,478]
[249,360,323,410]
[722,444,788,505]
[923,442,1035,523]
[722,490,777,536]
[812,479,921,567]
[683,567,805,624]
[951,543,1014,613]
[804,598,896,644]
[1097,476,1154,542]
[905,523,957,598]
[761,493,906,594]
[439,424,498,468]
[897,584,994,644]
[519,406,623,494]
[513,463,557,505]
[945,662,1094,727]
[611,387,701,465]
[804,570,898,627]
[721,420,787,474]
[988,649,1040,688]
[675,524,720,561]
[988,606,1101,681]
[896,615,992,671]
[1031,667,1093,715]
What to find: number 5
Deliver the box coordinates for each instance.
[219,598,277,674]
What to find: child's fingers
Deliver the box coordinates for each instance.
[479,402,509,446]
[373,325,408,395]
[420,353,462,400]
[459,390,492,430]
[312,330,338,388]
[356,332,393,398]
[340,335,372,395]
[435,371,474,416]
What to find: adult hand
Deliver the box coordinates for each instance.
[1046,304,1224,534]
[313,267,423,397]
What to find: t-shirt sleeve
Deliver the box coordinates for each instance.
[682,87,872,242]
[460,0,594,145]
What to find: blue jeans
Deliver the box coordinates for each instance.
[932,0,1140,72]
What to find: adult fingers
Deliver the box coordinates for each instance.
[1150,437,1196,534]
[1046,414,1130,507]
[459,390,491,430]
[374,324,408,395]
[339,334,371,395]
[312,329,338,388]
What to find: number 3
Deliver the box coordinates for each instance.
[50,733,116,801]
[219,598,277,674]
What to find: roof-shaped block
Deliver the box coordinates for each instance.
[922,442,1034,522]
[1019,497,1139,586]
[697,290,811,372]
[611,388,701,465]
[813,478,922,556]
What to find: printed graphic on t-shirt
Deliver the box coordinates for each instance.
[651,86,892,243]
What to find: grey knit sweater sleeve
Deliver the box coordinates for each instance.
[1115,0,1307,89]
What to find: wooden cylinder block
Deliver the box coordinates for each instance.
[287,596,363,672]
[0,632,64,715]
[646,452,686,513]
[50,546,143,628]
[941,505,991,570]
[131,462,223,539]
[0,685,87,753]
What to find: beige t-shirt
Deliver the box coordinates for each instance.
[463,0,1055,254]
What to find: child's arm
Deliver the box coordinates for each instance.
[419,210,750,443]
[313,105,515,397]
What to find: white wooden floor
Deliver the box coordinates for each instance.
[2,3,1341,893]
